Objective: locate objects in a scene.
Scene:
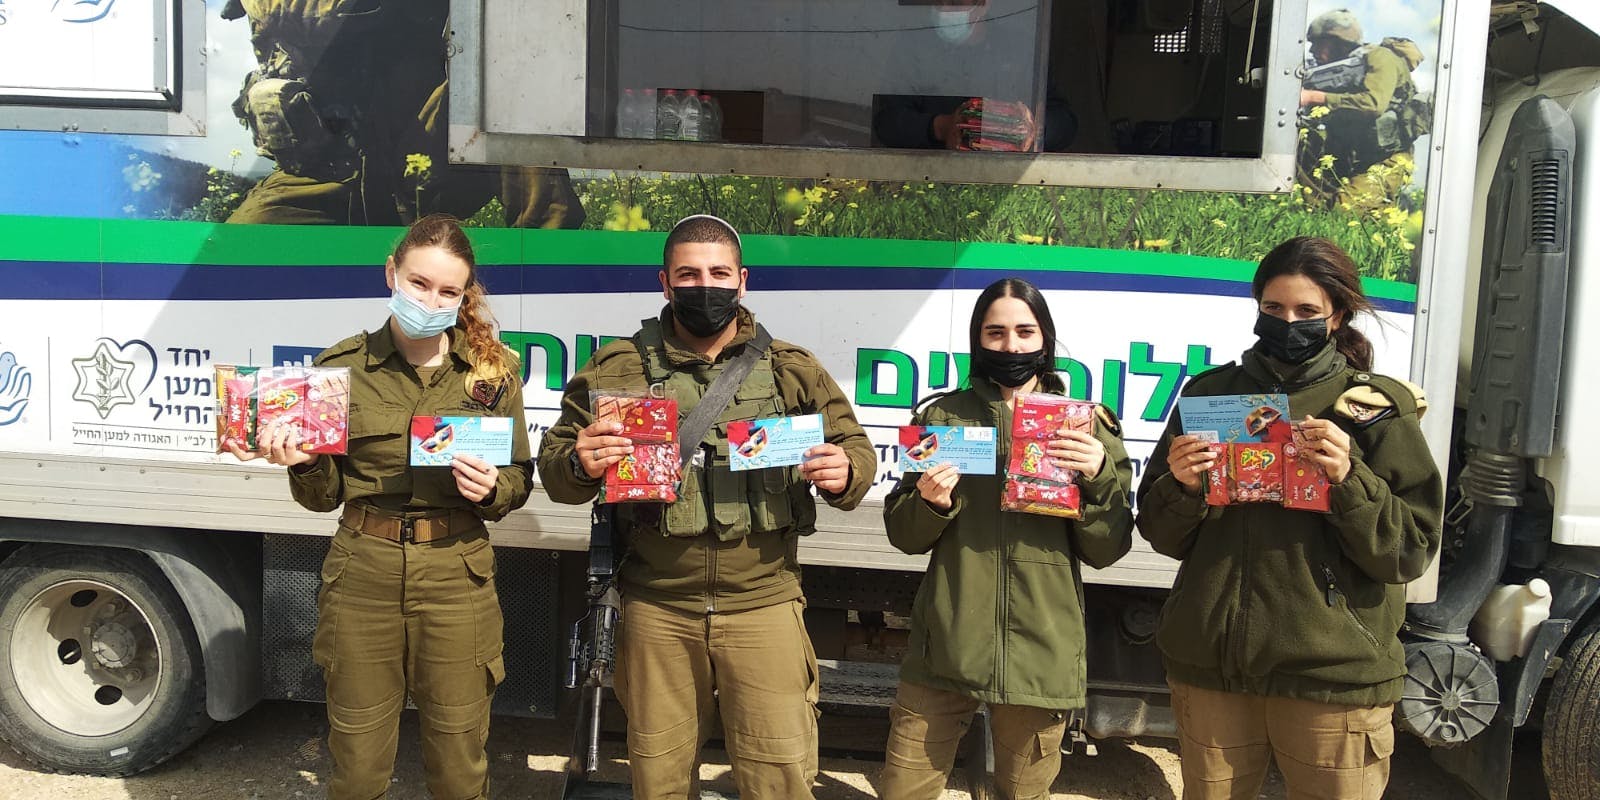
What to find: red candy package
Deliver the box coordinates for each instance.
[1282,424,1332,512]
[594,394,677,443]
[1205,443,1232,506]
[592,392,680,503]
[1002,394,1097,519]
[1232,443,1284,504]
[216,365,350,455]
[1203,439,1329,510]
[604,442,681,503]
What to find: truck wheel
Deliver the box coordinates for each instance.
[1544,615,1600,800]
[0,545,210,775]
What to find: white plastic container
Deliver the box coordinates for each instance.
[1471,578,1553,661]
[701,93,723,142]
[657,89,682,140]
[680,89,702,141]
[639,89,659,139]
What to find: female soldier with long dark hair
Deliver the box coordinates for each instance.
[228,214,533,799]
[1137,236,1442,799]
[879,277,1134,799]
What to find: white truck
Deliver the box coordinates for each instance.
[0,0,1595,797]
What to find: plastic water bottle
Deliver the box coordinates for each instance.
[616,88,637,138]
[639,89,658,139]
[701,93,723,142]
[680,90,702,141]
[657,89,682,140]
[1471,578,1553,661]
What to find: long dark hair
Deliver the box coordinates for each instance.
[1252,237,1375,370]
[968,277,1060,383]
[392,213,511,380]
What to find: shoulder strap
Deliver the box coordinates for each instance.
[633,318,671,384]
[676,325,774,470]
[1356,372,1420,417]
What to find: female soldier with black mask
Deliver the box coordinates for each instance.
[878,277,1134,799]
[1137,236,1442,799]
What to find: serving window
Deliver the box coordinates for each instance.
[450,0,1307,192]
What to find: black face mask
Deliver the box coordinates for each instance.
[973,348,1050,388]
[670,286,740,338]
[1253,312,1331,364]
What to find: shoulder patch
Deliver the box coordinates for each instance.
[1337,373,1428,425]
[466,374,508,409]
[1335,388,1395,426]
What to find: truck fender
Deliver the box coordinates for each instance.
[0,517,263,722]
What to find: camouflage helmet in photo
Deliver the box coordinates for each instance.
[1308,9,1363,45]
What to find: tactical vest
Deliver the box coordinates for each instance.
[617,319,817,541]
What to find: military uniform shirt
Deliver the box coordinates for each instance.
[287,320,534,521]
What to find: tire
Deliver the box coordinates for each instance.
[0,544,211,775]
[1544,614,1600,800]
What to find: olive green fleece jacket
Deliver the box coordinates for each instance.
[884,374,1135,710]
[1136,344,1443,707]
[538,307,876,614]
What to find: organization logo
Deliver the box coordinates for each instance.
[70,338,156,420]
[0,349,32,426]
[52,0,116,24]
[272,345,323,367]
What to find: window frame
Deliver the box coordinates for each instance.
[0,0,206,137]
[446,0,1310,193]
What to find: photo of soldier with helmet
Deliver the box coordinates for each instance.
[221,0,584,228]
[1297,6,1435,214]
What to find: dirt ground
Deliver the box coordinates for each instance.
[0,699,1552,799]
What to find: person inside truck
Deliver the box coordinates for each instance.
[537,214,877,799]
[872,0,1084,152]
[877,277,1134,799]
[1136,236,1442,799]
[225,214,535,800]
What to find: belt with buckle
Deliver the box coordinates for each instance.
[340,503,482,544]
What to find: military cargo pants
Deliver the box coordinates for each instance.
[612,596,820,800]
[1169,681,1395,800]
[879,680,1069,800]
[313,525,506,800]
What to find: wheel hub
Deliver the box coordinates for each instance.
[91,621,137,669]
[9,580,163,737]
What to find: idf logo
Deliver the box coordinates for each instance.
[0,348,32,426]
[70,338,157,420]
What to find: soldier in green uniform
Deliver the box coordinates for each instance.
[538,215,876,799]
[1298,9,1428,213]
[878,278,1134,799]
[221,0,583,228]
[1137,237,1443,799]
[227,214,534,799]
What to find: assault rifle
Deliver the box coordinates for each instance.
[561,503,622,798]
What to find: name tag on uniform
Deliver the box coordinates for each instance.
[410,416,514,466]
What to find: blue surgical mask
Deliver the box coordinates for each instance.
[388,286,459,339]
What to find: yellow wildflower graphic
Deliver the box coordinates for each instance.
[603,202,651,231]
[1017,233,1045,245]
[1308,106,1331,119]
[404,153,433,179]
[1139,238,1171,250]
